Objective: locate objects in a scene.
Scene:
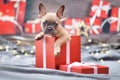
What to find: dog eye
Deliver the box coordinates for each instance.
[53,22,58,27]
[43,21,48,27]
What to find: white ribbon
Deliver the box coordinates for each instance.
[89,15,101,35]
[102,19,120,32]
[43,37,46,68]
[115,16,120,31]
[90,25,101,34]
[65,19,81,29]
[65,19,81,35]
[72,19,81,28]
[32,24,35,33]
[27,18,41,24]
[67,62,98,74]
[66,41,70,64]
[70,29,75,34]
[108,8,120,32]
[91,0,111,17]
[60,17,68,22]
[90,13,97,26]
[0,15,14,21]
[27,19,41,33]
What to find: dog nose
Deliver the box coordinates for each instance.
[48,27,52,31]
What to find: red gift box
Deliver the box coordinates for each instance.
[0,2,15,17]
[55,36,81,68]
[24,22,41,33]
[0,20,16,34]
[64,18,83,35]
[36,36,81,69]
[59,62,109,74]
[84,17,102,35]
[90,0,111,18]
[110,7,120,32]
[35,37,55,69]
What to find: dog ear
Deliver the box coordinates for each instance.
[39,3,46,17]
[56,5,65,19]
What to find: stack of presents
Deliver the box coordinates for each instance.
[0,0,26,34]
[0,0,119,35]
[0,0,40,34]
[64,0,120,36]
[24,0,120,35]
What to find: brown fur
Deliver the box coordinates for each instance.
[35,3,71,56]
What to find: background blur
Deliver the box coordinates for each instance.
[0,0,120,80]
[25,0,120,22]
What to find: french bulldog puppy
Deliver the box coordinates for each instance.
[35,3,71,56]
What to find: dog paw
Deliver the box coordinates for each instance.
[54,47,60,56]
[35,36,43,40]
[35,34,44,40]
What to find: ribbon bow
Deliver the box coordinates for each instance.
[65,19,81,29]
[91,0,111,17]
[65,19,81,35]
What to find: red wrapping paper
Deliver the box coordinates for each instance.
[55,36,81,68]
[0,2,15,17]
[110,7,120,33]
[0,20,16,34]
[84,17,102,35]
[35,37,55,69]
[90,0,111,18]
[24,23,41,33]
[59,62,109,74]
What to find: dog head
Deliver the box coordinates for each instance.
[39,3,65,35]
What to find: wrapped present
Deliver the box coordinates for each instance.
[24,20,41,33]
[10,0,26,25]
[35,37,55,69]
[0,2,15,17]
[64,18,83,35]
[59,62,109,74]
[36,36,81,69]
[55,36,81,68]
[90,0,111,18]
[109,7,120,33]
[84,17,102,35]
